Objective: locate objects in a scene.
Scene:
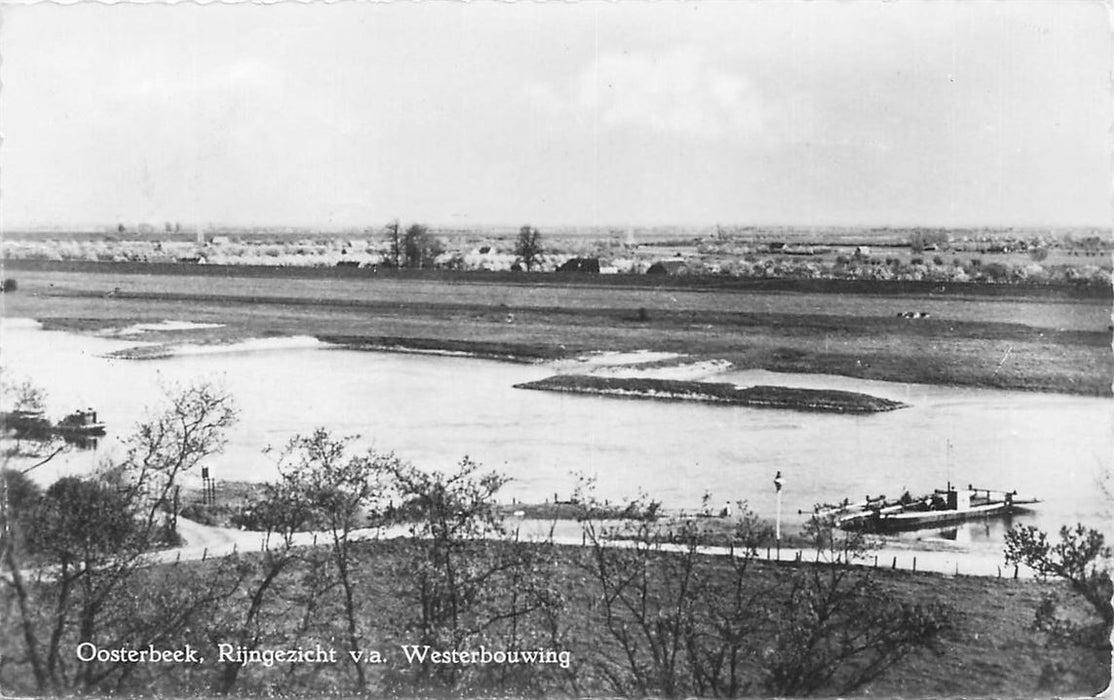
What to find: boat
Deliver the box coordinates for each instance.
[824,483,1038,533]
[54,408,107,437]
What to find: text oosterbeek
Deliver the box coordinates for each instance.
[75,643,202,664]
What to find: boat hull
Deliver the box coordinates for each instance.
[839,501,1037,533]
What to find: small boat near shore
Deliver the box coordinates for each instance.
[54,408,106,437]
[1,407,106,442]
[819,483,1039,533]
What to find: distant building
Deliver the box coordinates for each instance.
[646,260,688,275]
[557,257,600,273]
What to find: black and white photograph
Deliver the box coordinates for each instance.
[0,1,1111,696]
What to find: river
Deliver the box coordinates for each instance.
[2,318,1110,551]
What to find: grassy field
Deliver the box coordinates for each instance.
[3,262,1110,395]
[5,536,1100,697]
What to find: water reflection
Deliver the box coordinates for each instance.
[60,434,99,450]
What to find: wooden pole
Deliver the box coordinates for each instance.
[775,489,782,543]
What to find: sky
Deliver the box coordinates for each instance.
[1,1,1110,229]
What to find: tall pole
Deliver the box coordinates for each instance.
[773,471,784,542]
[776,490,782,541]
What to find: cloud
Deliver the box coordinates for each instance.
[571,48,765,141]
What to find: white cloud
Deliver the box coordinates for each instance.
[572,48,765,141]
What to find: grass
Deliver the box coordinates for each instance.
[4,263,1110,396]
[10,536,1099,697]
[515,375,908,412]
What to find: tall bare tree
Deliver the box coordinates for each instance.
[384,219,402,268]
[272,429,399,690]
[515,225,544,271]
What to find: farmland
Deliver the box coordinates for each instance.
[3,259,1111,396]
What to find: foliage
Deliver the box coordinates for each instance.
[402,223,445,269]
[514,225,544,271]
[27,477,138,566]
[207,475,316,694]
[0,381,237,693]
[270,429,398,690]
[1005,523,1113,650]
[576,488,950,697]
[760,522,949,696]
[384,457,568,696]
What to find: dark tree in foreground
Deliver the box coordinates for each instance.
[208,476,314,695]
[1005,524,1113,643]
[1,373,64,693]
[0,381,237,694]
[760,521,949,695]
[385,457,567,696]
[272,429,398,691]
[576,484,951,698]
[1005,523,1112,692]
[515,225,544,271]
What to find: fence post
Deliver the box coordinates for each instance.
[202,547,207,561]
[891,556,897,570]
[1014,564,1019,579]
[873,555,878,568]
[912,556,917,572]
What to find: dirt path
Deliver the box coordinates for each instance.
[162,516,1033,579]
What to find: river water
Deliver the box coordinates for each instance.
[2,318,1110,550]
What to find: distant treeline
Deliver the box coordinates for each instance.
[5,259,1110,299]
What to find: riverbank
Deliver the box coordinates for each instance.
[515,375,907,413]
[177,482,1016,570]
[137,518,1107,697]
[2,265,1110,395]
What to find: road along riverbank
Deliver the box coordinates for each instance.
[166,516,1034,579]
